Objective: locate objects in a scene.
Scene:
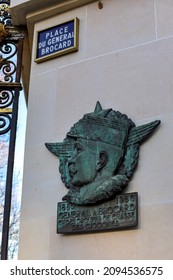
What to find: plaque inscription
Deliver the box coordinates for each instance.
[57,192,138,234]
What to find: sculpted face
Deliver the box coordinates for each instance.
[67,137,123,188]
[45,101,161,205]
[68,138,98,187]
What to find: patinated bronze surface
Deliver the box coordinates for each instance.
[57,192,138,234]
[45,102,160,206]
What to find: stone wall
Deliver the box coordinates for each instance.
[17,0,173,259]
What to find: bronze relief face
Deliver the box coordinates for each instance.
[45,101,160,206]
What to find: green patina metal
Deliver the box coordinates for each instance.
[57,192,138,234]
[45,101,161,207]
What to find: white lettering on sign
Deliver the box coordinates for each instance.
[38,41,46,49]
[45,25,69,40]
[46,32,74,46]
[39,32,74,55]
[41,40,72,55]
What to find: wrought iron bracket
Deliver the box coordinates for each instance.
[0,81,22,90]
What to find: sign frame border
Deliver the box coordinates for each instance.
[35,17,79,63]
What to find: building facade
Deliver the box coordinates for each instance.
[11,0,173,259]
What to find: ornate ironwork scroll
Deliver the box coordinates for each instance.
[0,0,24,259]
[0,1,12,27]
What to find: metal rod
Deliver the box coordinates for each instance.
[1,88,20,260]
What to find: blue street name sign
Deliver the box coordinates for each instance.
[35,18,79,63]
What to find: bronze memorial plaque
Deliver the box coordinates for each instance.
[57,192,138,234]
[45,101,160,234]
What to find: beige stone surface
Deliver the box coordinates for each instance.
[54,38,173,123]
[130,113,173,206]
[18,216,50,259]
[156,0,173,38]
[25,69,57,146]
[19,201,173,259]
[47,202,173,260]
[11,0,97,25]
[86,0,156,57]
[17,0,173,259]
